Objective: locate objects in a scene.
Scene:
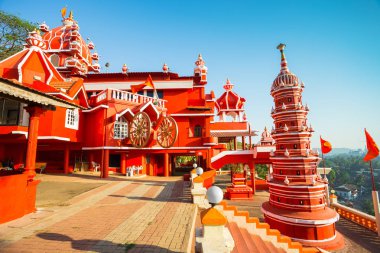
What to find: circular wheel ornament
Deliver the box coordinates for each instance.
[129,112,151,148]
[157,116,178,148]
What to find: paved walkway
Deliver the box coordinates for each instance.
[0,176,197,253]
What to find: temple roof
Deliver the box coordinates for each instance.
[41,11,99,75]
[0,30,64,92]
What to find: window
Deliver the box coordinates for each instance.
[114,116,128,139]
[50,54,60,67]
[65,109,79,129]
[299,200,304,205]
[287,98,292,102]
[194,125,202,137]
[293,144,297,149]
[296,170,300,175]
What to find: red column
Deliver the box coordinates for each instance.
[242,136,246,150]
[64,145,70,174]
[164,152,169,177]
[250,161,256,194]
[121,153,126,175]
[102,149,109,178]
[25,106,45,181]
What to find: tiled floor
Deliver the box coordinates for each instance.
[0,175,196,253]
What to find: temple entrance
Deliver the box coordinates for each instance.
[173,155,196,176]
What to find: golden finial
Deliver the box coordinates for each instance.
[277,43,286,51]
[69,10,73,20]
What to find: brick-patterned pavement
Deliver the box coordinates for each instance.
[0,176,197,253]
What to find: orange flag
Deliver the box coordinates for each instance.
[364,129,379,162]
[131,75,155,94]
[320,136,332,154]
[61,7,67,18]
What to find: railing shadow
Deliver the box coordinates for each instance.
[37,232,177,252]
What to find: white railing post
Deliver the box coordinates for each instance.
[372,191,380,237]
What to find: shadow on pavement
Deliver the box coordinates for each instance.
[37,232,177,252]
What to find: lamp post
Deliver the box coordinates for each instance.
[206,186,224,207]
[196,167,203,176]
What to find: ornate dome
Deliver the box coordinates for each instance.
[271,44,303,91]
[41,10,99,76]
[215,79,246,114]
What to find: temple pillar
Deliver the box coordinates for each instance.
[249,136,252,149]
[164,152,169,177]
[120,153,126,175]
[242,136,246,150]
[25,106,45,181]
[64,145,70,174]
[102,149,109,178]
[250,161,255,194]
[234,137,237,150]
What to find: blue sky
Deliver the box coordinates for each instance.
[1,0,380,148]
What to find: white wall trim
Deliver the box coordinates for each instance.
[261,206,339,225]
[84,80,194,91]
[82,105,109,112]
[171,113,215,116]
[82,146,211,150]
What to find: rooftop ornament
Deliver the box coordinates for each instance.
[122,64,128,74]
[162,63,169,73]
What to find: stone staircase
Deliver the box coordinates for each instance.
[217,201,322,253]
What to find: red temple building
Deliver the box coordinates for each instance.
[261,44,344,249]
[0,12,254,180]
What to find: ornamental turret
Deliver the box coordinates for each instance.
[261,44,342,250]
[194,54,208,85]
[215,79,246,122]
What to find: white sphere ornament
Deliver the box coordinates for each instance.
[207,186,224,205]
[193,163,198,169]
[196,167,203,176]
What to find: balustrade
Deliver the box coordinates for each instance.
[93,88,166,108]
[331,202,378,233]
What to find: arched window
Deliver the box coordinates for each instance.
[114,116,128,139]
[50,54,60,67]
[194,125,202,137]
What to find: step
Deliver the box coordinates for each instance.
[251,234,271,253]
[239,226,260,252]
[227,222,250,253]
[264,239,287,253]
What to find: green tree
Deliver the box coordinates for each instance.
[255,164,268,179]
[0,11,36,60]
[328,169,336,185]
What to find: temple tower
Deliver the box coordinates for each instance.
[261,44,343,249]
[39,10,100,77]
[194,54,208,85]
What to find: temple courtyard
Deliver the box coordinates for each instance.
[0,174,379,253]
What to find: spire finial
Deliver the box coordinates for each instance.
[277,43,289,73]
[69,10,73,20]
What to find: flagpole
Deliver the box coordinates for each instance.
[320,135,330,206]
[370,160,380,237]
[320,135,327,178]
[369,160,376,191]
